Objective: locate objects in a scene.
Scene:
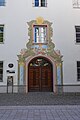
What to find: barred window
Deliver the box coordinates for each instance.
[75,26,80,43]
[0,25,4,43]
[33,25,47,43]
[0,0,5,6]
[33,0,47,7]
[0,61,3,82]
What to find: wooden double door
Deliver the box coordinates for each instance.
[28,57,53,92]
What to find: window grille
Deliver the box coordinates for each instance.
[75,26,80,43]
[0,0,5,6]
[0,61,3,82]
[33,25,47,43]
[33,0,47,7]
[0,25,4,43]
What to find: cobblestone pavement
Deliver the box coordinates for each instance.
[0,93,80,120]
[0,106,80,120]
[0,92,80,105]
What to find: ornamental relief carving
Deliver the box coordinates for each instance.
[18,17,62,62]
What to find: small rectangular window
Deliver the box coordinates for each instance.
[35,0,39,6]
[41,0,46,7]
[0,0,5,6]
[75,26,80,43]
[0,61,3,82]
[73,0,80,8]
[77,61,80,81]
[0,25,4,43]
[34,0,47,7]
[33,25,47,43]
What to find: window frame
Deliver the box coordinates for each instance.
[0,25,4,44]
[75,26,80,43]
[33,0,47,7]
[0,0,5,6]
[33,25,47,44]
[0,61,3,82]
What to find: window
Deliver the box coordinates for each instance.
[0,0,5,6]
[77,61,80,81]
[75,26,80,43]
[73,0,80,8]
[0,61,3,82]
[33,25,47,43]
[34,0,47,7]
[0,25,4,43]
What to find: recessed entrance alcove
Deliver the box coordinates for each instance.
[28,56,53,92]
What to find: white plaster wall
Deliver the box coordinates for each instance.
[0,0,80,89]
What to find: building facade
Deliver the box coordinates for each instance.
[0,0,80,93]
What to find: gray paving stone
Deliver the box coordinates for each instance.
[1,93,80,120]
[0,105,80,120]
[54,119,61,120]
[47,115,53,119]
[27,118,33,120]
[41,118,47,120]
[34,117,41,120]
[0,92,80,105]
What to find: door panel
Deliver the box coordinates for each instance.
[28,57,53,92]
[41,66,53,91]
[29,67,40,91]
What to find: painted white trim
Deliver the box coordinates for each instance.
[39,0,41,6]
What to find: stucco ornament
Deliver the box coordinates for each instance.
[17,17,63,93]
[18,17,62,63]
[36,17,44,24]
[20,49,27,56]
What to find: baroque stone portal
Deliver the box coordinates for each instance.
[17,17,63,93]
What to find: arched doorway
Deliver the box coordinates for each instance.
[28,57,53,92]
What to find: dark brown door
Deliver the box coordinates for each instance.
[28,57,53,92]
[41,66,53,91]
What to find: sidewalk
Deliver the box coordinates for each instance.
[0,93,80,120]
[0,92,80,105]
[0,106,80,120]
[0,92,80,106]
